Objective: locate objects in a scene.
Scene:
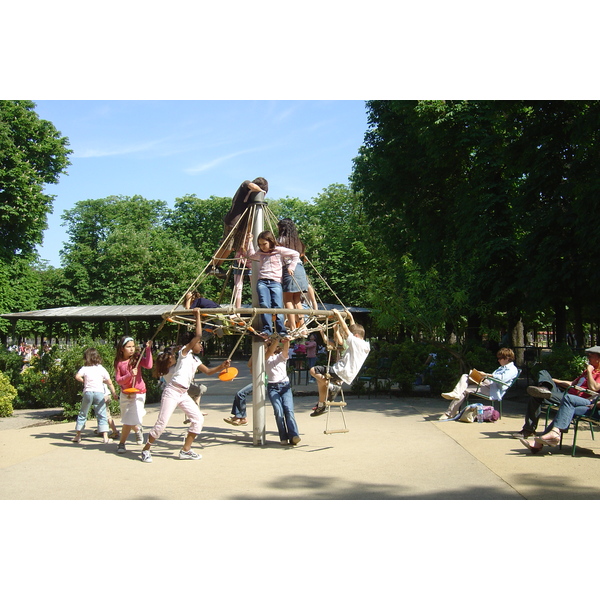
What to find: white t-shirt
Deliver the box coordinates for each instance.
[266,351,288,384]
[332,333,371,385]
[171,349,201,389]
[77,365,111,393]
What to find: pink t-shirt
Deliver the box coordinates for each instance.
[246,242,300,283]
[115,347,153,393]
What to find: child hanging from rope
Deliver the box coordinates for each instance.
[265,337,301,446]
[245,230,300,340]
[309,309,370,417]
[140,308,230,462]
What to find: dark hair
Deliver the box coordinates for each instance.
[153,346,177,378]
[277,218,305,254]
[84,348,102,366]
[257,230,278,251]
[114,336,139,370]
[252,177,268,194]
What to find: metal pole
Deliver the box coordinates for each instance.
[251,193,267,446]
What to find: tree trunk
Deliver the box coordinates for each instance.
[554,302,567,344]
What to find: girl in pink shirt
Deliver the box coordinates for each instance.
[114,336,153,454]
[245,231,300,339]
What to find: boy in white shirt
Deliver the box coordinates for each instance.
[309,310,370,417]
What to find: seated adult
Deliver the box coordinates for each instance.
[518,346,600,453]
[439,347,518,420]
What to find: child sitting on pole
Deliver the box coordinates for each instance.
[309,309,370,417]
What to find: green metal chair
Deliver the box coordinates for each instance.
[469,368,521,419]
[545,385,600,456]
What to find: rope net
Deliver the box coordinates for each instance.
[153,201,352,343]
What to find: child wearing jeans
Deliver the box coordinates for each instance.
[73,348,117,444]
[245,231,300,339]
[265,337,301,446]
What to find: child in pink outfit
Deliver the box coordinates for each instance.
[140,309,230,462]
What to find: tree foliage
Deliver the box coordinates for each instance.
[0,100,71,260]
[352,100,600,344]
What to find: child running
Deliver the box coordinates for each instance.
[73,348,117,444]
[265,337,301,446]
[309,309,370,417]
[114,337,153,454]
[141,308,231,462]
[245,230,300,339]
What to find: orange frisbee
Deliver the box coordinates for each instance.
[218,367,238,382]
[123,387,140,394]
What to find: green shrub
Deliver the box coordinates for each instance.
[0,371,17,417]
[531,343,588,382]
[0,346,25,382]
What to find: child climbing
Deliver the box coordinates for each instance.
[309,309,370,417]
[140,308,231,463]
[265,337,301,446]
[211,177,268,277]
[245,230,300,339]
[73,348,117,444]
[114,336,153,454]
[276,218,313,336]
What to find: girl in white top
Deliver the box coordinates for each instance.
[141,309,230,462]
[73,348,117,444]
[265,337,301,446]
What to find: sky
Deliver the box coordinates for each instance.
[33,100,369,267]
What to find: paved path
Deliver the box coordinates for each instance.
[1,362,599,500]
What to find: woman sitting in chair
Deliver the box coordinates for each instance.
[439,347,518,420]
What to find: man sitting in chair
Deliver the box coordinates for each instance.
[513,345,600,442]
[439,347,518,420]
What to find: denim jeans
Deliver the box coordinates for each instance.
[76,391,109,432]
[232,383,253,418]
[257,279,286,336]
[267,380,299,441]
[549,392,594,432]
[523,370,593,434]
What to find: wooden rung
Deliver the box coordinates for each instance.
[326,401,347,407]
[324,429,349,434]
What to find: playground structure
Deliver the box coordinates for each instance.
[153,191,354,445]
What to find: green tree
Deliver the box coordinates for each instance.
[352,100,600,345]
[0,100,71,261]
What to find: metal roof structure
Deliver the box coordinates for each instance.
[0,305,177,323]
[1,303,370,323]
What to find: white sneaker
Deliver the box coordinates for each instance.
[441,392,460,401]
[179,449,202,460]
[438,414,450,421]
[141,450,152,463]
